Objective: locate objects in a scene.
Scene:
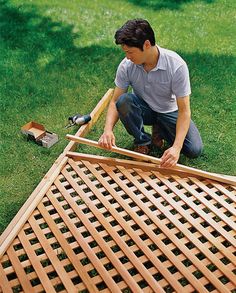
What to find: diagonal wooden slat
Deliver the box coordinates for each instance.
[18,229,57,293]
[28,213,77,292]
[61,161,162,293]
[45,189,121,293]
[0,262,14,293]
[6,245,35,292]
[37,201,99,293]
[115,166,236,276]
[78,159,203,292]
[169,176,236,246]
[98,163,229,293]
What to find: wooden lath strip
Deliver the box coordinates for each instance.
[58,164,163,293]
[66,135,236,186]
[98,163,233,293]
[66,151,204,179]
[37,201,100,293]
[75,159,206,292]
[45,189,121,293]
[52,180,144,293]
[189,177,236,218]
[17,230,57,293]
[209,181,236,203]
[116,166,236,269]
[142,172,236,289]
[0,260,15,293]
[114,166,236,287]
[7,245,34,292]
[27,214,77,292]
[169,176,236,247]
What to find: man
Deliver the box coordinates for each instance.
[98,19,203,168]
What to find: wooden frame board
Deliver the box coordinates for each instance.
[66,135,236,186]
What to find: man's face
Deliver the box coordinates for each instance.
[121,44,146,64]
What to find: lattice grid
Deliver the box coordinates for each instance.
[0,156,235,293]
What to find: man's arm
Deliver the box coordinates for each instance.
[160,96,191,168]
[98,86,127,149]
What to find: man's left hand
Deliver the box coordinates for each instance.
[160,146,181,168]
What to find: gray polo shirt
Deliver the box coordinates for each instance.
[115,46,191,113]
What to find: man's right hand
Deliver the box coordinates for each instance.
[98,131,116,149]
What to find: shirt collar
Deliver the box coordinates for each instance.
[137,45,167,71]
[155,45,167,71]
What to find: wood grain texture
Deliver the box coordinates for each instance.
[0,156,235,292]
[66,135,236,186]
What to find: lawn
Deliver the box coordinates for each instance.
[0,0,235,234]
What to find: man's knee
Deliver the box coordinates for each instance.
[116,93,133,116]
[184,143,203,158]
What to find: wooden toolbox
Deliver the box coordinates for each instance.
[21,121,58,148]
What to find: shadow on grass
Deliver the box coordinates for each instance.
[0,0,76,59]
[126,0,215,10]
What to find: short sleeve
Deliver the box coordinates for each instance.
[114,59,130,90]
[172,63,191,98]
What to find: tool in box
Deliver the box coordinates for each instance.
[21,121,58,148]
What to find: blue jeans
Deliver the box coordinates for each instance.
[116,93,203,158]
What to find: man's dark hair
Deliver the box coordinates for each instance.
[114,19,155,50]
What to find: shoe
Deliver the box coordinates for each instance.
[133,144,151,155]
[152,124,164,149]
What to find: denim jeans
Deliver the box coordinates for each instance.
[116,93,203,158]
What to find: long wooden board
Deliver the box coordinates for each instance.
[66,135,236,186]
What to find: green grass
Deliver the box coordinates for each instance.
[0,0,235,234]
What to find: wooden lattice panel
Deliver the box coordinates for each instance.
[0,155,236,293]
